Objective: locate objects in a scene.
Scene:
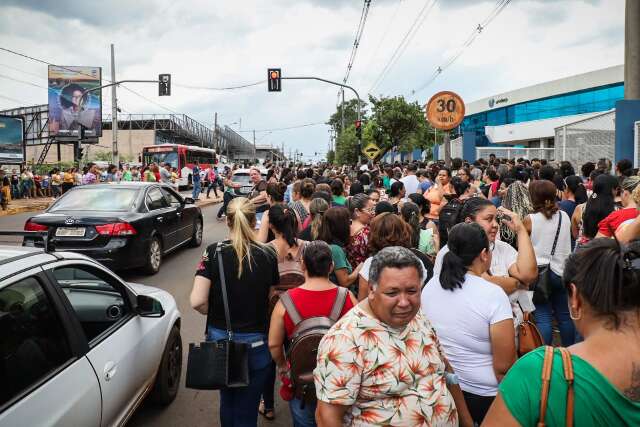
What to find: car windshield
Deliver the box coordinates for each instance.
[50,188,139,212]
[233,174,251,184]
[143,151,178,169]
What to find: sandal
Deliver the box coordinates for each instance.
[258,400,275,421]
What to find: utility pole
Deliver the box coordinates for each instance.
[625,0,640,99]
[443,132,451,167]
[253,129,256,165]
[214,112,219,151]
[341,89,345,134]
[110,44,119,165]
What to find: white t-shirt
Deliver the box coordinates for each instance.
[421,273,513,396]
[359,255,429,284]
[433,240,517,278]
[400,174,420,196]
[530,211,571,276]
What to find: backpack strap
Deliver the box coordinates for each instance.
[280,290,303,326]
[537,345,555,427]
[558,348,575,427]
[328,287,348,322]
[293,240,306,262]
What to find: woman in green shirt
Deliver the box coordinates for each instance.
[483,238,640,426]
[319,206,362,290]
[331,178,346,206]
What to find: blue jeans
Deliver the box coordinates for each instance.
[206,327,272,427]
[11,184,20,198]
[534,271,576,346]
[289,398,317,427]
[192,181,202,199]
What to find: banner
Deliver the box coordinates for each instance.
[48,65,102,137]
[0,116,25,164]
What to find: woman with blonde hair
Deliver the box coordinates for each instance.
[299,197,328,241]
[190,197,280,427]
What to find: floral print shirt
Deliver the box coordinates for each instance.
[346,226,370,267]
[314,305,458,427]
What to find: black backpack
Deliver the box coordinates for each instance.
[438,198,464,247]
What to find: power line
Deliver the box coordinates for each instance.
[336,0,372,103]
[362,0,404,74]
[236,122,326,133]
[173,80,265,91]
[409,0,513,95]
[368,0,438,94]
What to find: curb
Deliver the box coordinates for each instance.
[195,198,222,208]
[0,203,52,217]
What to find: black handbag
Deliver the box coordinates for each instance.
[185,243,250,390]
[532,213,562,305]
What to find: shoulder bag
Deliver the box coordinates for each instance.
[538,346,574,427]
[533,213,562,305]
[517,310,544,357]
[185,243,250,390]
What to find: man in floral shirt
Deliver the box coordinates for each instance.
[314,247,472,427]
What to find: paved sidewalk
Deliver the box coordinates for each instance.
[0,194,222,217]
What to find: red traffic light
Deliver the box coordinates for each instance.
[355,120,362,128]
[270,70,279,80]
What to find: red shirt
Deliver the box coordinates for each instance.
[598,207,639,237]
[283,287,354,338]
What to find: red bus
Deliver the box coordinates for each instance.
[142,144,216,188]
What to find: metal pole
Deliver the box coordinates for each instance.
[443,132,451,167]
[625,0,640,99]
[110,44,118,166]
[214,112,219,152]
[253,130,256,165]
[341,89,345,134]
[562,125,567,161]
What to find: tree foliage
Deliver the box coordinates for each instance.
[326,98,368,137]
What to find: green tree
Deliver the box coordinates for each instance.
[326,98,368,137]
[326,150,335,164]
[335,125,359,165]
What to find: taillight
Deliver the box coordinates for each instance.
[24,220,48,232]
[95,222,137,236]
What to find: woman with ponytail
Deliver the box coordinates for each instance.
[299,197,328,241]
[422,222,516,425]
[523,180,574,346]
[401,201,437,259]
[190,197,280,427]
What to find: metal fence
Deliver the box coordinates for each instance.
[476,147,556,160]
[554,110,616,166]
[635,121,640,168]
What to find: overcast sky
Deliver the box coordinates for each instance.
[0,0,625,161]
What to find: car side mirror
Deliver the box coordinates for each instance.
[183,197,195,205]
[137,295,165,317]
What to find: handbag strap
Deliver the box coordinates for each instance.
[537,345,555,427]
[537,346,575,427]
[550,212,563,257]
[216,243,234,341]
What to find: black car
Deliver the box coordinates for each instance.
[23,182,203,274]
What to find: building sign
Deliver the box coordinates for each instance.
[0,115,25,164]
[425,91,465,131]
[48,65,102,138]
[488,97,508,108]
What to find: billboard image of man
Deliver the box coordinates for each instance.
[48,65,102,137]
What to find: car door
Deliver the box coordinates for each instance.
[161,187,194,244]
[0,268,101,427]
[146,186,179,251]
[43,260,166,427]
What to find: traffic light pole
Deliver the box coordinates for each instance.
[281,76,362,163]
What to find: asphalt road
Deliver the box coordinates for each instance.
[0,203,291,427]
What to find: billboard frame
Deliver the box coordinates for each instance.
[0,114,25,165]
[48,65,102,138]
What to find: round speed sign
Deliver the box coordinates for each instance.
[425,91,465,131]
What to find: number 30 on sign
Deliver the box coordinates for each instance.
[425,91,465,131]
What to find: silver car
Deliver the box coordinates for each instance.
[0,243,182,426]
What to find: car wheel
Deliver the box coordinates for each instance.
[150,325,182,406]
[144,237,162,275]
[189,218,203,247]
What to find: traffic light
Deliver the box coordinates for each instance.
[268,68,281,92]
[159,74,171,96]
[355,120,362,140]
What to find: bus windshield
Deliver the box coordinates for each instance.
[143,150,178,168]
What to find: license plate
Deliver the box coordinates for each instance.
[56,227,86,237]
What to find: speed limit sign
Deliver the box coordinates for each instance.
[425,91,465,130]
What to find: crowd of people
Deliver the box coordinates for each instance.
[190,155,640,427]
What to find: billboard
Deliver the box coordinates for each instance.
[0,116,25,164]
[48,65,102,138]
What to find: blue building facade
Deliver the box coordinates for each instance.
[461,82,624,147]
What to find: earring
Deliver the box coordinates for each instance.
[568,305,582,321]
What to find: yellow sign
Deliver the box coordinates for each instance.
[362,143,381,160]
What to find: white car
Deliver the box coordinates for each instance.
[0,244,182,426]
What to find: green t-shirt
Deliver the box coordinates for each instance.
[500,347,640,427]
[329,244,352,285]
[332,195,346,206]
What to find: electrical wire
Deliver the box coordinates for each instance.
[236,122,327,133]
[336,0,372,103]
[173,80,266,91]
[409,0,513,95]
[362,0,404,74]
